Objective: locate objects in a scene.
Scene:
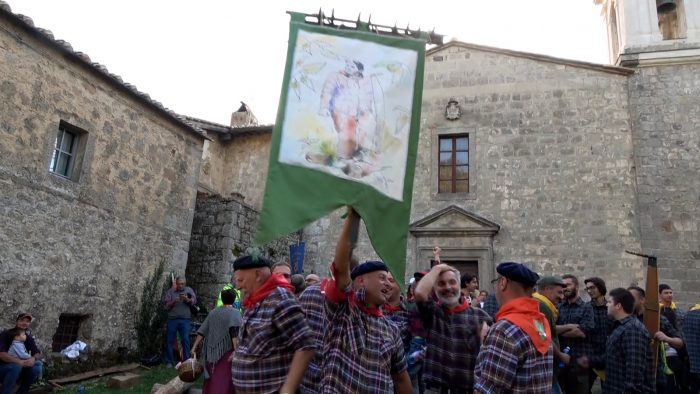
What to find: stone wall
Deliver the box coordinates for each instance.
[186,192,300,309]
[221,132,272,210]
[628,64,700,305]
[0,13,204,352]
[198,136,227,194]
[302,44,645,291]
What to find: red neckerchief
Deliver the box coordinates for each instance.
[496,297,552,354]
[383,302,403,313]
[242,273,294,310]
[351,291,384,317]
[444,297,469,315]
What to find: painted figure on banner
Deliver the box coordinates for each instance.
[279,29,418,202]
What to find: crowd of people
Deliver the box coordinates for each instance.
[2,207,699,394]
[180,209,700,394]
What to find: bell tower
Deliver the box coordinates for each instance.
[601,0,700,66]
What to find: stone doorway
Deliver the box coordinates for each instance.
[408,205,500,288]
[447,260,478,277]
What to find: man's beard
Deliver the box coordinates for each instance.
[438,293,461,307]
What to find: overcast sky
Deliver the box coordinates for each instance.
[10,1,609,125]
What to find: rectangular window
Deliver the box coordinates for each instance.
[438,135,469,193]
[50,125,78,178]
[49,121,87,181]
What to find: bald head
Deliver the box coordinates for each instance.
[305,274,320,286]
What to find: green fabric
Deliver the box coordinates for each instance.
[537,299,560,387]
[255,12,426,286]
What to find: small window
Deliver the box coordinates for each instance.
[52,314,84,352]
[438,135,469,193]
[49,122,86,180]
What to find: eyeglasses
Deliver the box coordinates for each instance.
[490,276,503,284]
[281,273,291,278]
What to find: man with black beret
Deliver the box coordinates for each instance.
[318,207,412,393]
[475,262,553,393]
[230,253,314,394]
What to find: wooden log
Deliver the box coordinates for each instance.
[151,376,193,394]
[48,363,139,385]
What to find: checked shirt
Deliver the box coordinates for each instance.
[298,282,328,394]
[682,309,700,374]
[589,298,615,356]
[557,297,595,359]
[320,282,407,393]
[231,287,314,394]
[591,315,654,394]
[418,300,492,391]
[474,319,553,393]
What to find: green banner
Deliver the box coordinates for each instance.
[256,12,426,283]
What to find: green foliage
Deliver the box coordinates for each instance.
[136,260,169,357]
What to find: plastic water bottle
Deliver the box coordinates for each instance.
[558,346,571,369]
[76,386,86,394]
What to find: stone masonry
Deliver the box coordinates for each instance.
[186,192,301,309]
[628,64,700,303]
[0,8,205,352]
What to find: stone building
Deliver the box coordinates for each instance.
[294,0,700,305]
[2,0,699,357]
[0,4,206,353]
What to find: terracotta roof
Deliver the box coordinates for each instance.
[184,116,273,140]
[0,1,209,140]
[428,40,636,76]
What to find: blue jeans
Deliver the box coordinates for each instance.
[0,361,42,394]
[165,318,191,365]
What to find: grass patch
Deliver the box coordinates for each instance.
[57,365,203,393]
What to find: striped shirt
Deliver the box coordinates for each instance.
[232,287,314,394]
[320,281,407,393]
[475,320,553,393]
[298,282,328,394]
[418,300,491,390]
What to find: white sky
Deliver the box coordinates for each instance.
[10,0,609,125]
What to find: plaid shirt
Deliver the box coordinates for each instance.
[592,315,654,394]
[298,282,327,394]
[682,309,700,374]
[384,300,412,350]
[320,281,407,393]
[474,319,553,393]
[557,297,595,359]
[589,298,615,355]
[418,300,492,390]
[232,287,314,394]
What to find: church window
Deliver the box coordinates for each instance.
[438,135,469,193]
[49,121,86,180]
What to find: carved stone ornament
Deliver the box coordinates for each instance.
[444,98,462,120]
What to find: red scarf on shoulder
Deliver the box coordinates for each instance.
[441,297,470,315]
[243,273,295,310]
[496,297,552,354]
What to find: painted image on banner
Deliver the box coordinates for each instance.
[279,29,418,201]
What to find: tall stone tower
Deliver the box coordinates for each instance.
[602,0,700,303]
[602,0,700,66]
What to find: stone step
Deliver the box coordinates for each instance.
[106,372,140,389]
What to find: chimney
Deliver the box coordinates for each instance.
[230,101,259,128]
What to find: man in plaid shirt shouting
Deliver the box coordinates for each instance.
[414,263,491,393]
[474,262,553,393]
[231,254,314,394]
[318,207,412,393]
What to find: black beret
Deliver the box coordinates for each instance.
[496,262,539,287]
[350,260,389,280]
[232,255,272,271]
